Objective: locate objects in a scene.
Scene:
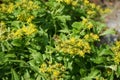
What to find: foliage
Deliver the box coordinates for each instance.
[0,0,119,80]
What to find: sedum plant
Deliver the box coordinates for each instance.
[0,0,119,80]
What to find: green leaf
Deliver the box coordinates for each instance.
[88,70,100,78]
[5,54,16,58]
[109,71,114,80]
[28,60,44,77]
[72,22,83,30]
[100,29,115,36]
[59,28,70,33]
[31,44,41,50]
[91,57,105,64]
[23,70,31,80]
[80,68,87,77]
[28,48,43,64]
[11,39,22,47]
[94,22,106,33]
[116,65,120,77]
[82,69,100,80]
[4,41,12,51]
[56,15,71,23]
[0,52,6,64]
[105,65,117,71]
[99,49,113,56]
[11,68,20,80]
[11,21,20,28]
[36,75,42,80]
[1,43,6,51]
[10,60,27,65]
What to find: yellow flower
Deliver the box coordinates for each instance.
[56,37,91,57]
[0,36,5,41]
[90,3,96,8]
[33,5,39,9]
[27,16,34,23]
[82,18,88,24]
[17,12,25,21]
[84,34,89,40]
[27,24,37,34]
[13,23,37,38]
[15,2,21,7]
[104,8,111,13]
[87,22,93,29]
[84,0,89,5]
[53,70,60,77]
[90,33,99,40]
[39,62,66,79]
[22,0,26,3]
[115,41,120,46]
[96,5,101,10]
[1,4,6,12]
[87,10,96,15]
[77,41,82,46]
[112,41,120,64]
[0,21,5,26]
[83,43,91,53]
[47,67,52,72]
[13,29,23,38]
[7,3,14,13]
[99,9,104,14]
[41,63,47,68]
[22,23,37,35]
[64,0,71,5]
[93,35,99,40]
[21,25,27,32]
[69,37,75,44]
[114,53,120,64]
[39,68,46,73]
[72,1,78,6]
[28,1,33,5]
[78,51,84,57]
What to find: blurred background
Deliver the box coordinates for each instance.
[91,0,120,43]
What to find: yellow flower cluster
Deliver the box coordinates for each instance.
[15,0,39,10]
[99,8,111,14]
[84,33,99,41]
[17,13,34,23]
[82,18,93,30]
[56,37,91,57]
[0,21,13,40]
[26,16,34,23]
[82,18,88,25]
[39,62,66,79]
[17,11,27,21]
[85,2,97,17]
[87,10,96,15]
[0,3,14,13]
[82,0,111,17]
[83,0,90,5]
[0,21,5,27]
[0,0,39,13]
[111,41,120,64]
[0,21,6,40]
[90,3,96,9]
[56,0,78,6]
[13,23,37,38]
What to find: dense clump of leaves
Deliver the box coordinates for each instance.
[0,0,119,80]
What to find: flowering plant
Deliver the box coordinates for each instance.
[0,0,119,80]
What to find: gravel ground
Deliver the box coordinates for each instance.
[91,0,120,34]
[105,1,120,40]
[91,0,120,44]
